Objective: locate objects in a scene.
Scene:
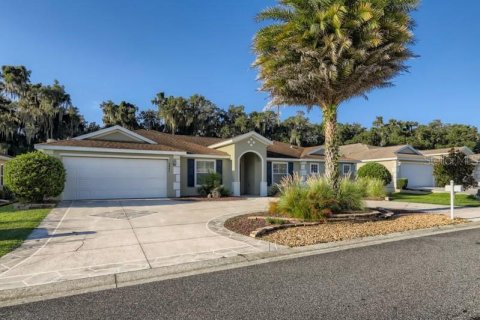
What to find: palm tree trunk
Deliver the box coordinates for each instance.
[323,104,340,191]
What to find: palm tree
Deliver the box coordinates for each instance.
[253,0,417,189]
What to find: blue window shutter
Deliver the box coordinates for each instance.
[187,159,195,187]
[267,161,272,186]
[288,162,294,176]
[216,159,223,184]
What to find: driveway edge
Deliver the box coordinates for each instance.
[1,221,480,308]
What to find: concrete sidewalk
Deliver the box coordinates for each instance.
[0,198,275,290]
[365,200,480,221]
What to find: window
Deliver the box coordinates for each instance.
[342,164,352,176]
[195,160,215,186]
[272,162,288,184]
[310,163,319,175]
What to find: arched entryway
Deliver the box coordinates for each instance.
[239,152,262,196]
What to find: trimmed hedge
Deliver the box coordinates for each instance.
[397,178,408,190]
[357,162,392,186]
[4,152,66,203]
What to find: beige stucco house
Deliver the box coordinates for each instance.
[35,126,358,200]
[421,147,480,186]
[339,143,434,190]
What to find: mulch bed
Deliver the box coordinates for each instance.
[224,213,269,236]
[176,196,247,202]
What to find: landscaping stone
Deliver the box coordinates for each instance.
[261,214,467,247]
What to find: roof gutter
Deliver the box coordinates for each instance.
[35,144,188,156]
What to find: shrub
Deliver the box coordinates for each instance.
[276,175,311,219]
[305,175,339,217]
[4,151,65,203]
[0,186,14,200]
[357,162,392,186]
[268,201,281,215]
[397,178,408,190]
[218,186,231,197]
[336,179,365,211]
[365,178,387,199]
[357,177,387,199]
[433,149,476,189]
[265,217,285,225]
[267,184,280,197]
[198,172,220,195]
[197,172,230,198]
[275,173,366,220]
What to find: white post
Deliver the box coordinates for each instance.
[450,180,455,219]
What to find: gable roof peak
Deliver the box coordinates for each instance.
[208,131,273,149]
[73,125,158,145]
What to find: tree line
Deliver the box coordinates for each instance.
[1,65,479,156]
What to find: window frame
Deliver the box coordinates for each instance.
[310,163,320,175]
[272,161,288,185]
[194,159,216,187]
[342,164,352,176]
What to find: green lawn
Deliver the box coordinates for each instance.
[0,204,51,258]
[391,192,480,207]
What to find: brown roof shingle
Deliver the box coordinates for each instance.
[267,141,356,161]
[38,131,228,156]
[420,147,468,156]
[134,130,228,156]
[37,139,183,152]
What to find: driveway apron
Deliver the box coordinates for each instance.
[0,198,271,290]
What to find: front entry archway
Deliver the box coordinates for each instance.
[239,152,262,196]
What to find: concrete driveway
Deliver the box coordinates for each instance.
[0,198,273,290]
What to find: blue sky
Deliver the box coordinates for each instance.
[1,0,479,128]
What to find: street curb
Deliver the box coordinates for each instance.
[1,221,479,308]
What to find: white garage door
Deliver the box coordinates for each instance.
[399,163,434,188]
[62,157,168,200]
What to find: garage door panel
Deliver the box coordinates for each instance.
[62,157,168,200]
[399,163,434,188]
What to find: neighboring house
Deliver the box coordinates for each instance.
[340,143,434,190]
[0,155,11,189]
[421,147,480,186]
[471,154,480,185]
[420,146,475,159]
[35,126,357,200]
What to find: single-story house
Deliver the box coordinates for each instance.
[339,143,434,190]
[35,125,358,200]
[0,155,11,189]
[420,147,480,186]
[419,146,475,159]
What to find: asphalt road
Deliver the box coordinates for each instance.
[1,229,479,320]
